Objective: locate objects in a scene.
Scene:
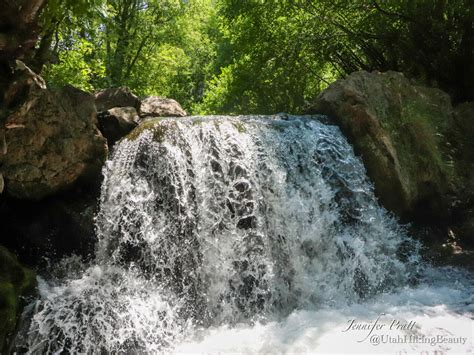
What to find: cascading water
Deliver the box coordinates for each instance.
[12,116,473,353]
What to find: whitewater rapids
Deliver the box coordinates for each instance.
[11,115,473,354]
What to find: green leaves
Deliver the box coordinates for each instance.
[39,0,472,114]
[43,37,106,91]
[40,0,218,112]
[197,0,472,114]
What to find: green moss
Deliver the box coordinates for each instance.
[0,246,37,351]
[126,118,175,142]
[370,83,456,208]
[400,96,455,185]
[232,121,246,133]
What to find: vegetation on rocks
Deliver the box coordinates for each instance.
[0,246,36,351]
[125,118,175,142]
[310,71,474,250]
[311,71,457,221]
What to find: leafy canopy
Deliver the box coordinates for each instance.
[40,0,473,114]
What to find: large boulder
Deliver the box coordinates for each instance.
[310,71,457,222]
[0,64,108,200]
[94,87,141,112]
[140,96,187,119]
[0,246,36,350]
[97,107,139,146]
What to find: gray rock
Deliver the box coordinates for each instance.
[94,87,141,112]
[139,96,187,119]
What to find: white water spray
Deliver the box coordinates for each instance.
[12,116,473,353]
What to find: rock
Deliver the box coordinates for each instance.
[452,102,474,247]
[139,96,187,119]
[94,87,141,112]
[310,71,456,221]
[0,246,36,350]
[0,64,108,200]
[98,107,139,146]
[453,102,474,193]
[3,60,47,109]
[0,185,99,266]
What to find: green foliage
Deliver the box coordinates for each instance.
[0,246,36,351]
[43,37,106,91]
[41,0,218,112]
[197,0,472,114]
[39,0,472,114]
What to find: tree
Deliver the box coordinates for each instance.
[40,0,218,111]
[197,0,473,115]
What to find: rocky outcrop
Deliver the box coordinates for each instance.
[0,63,108,200]
[0,246,36,350]
[94,90,187,146]
[309,70,474,253]
[139,96,187,119]
[94,87,141,112]
[310,71,456,222]
[97,107,139,146]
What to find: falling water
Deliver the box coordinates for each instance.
[12,115,473,353]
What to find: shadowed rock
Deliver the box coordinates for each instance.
[94,87,141,112]
[98,106,139,146]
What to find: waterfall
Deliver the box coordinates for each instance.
[12,115,472,354]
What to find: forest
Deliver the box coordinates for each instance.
[25,0,473,114]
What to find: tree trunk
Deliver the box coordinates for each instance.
[0,0,47,101]
[0,0,47,163]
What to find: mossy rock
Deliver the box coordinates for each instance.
[0,246,36,350]
[125,117,175,142]
[125,116,226,143]
[311,71,458,222]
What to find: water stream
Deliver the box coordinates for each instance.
[12,115,473,353]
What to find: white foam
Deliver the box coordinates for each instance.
[12,116,473,354]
